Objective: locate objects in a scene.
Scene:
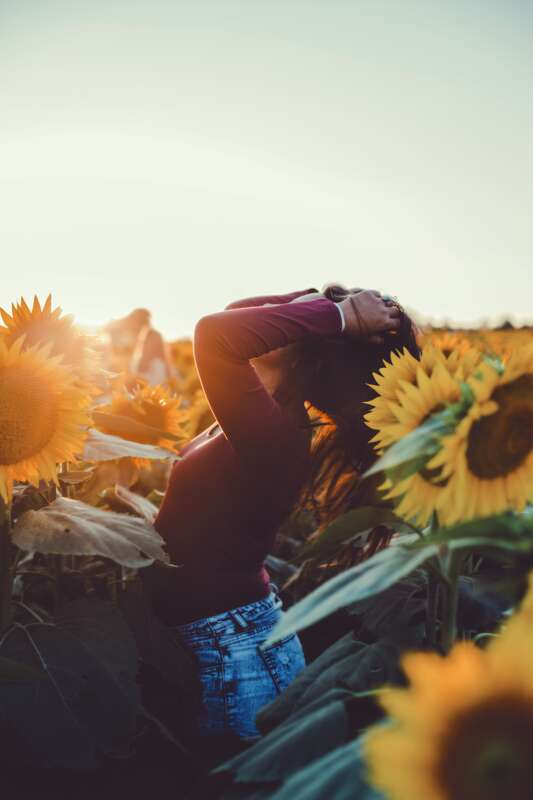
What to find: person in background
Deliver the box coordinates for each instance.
[130,322,175,385]
[104,308,174,385]
[144,284,419,744]
[104,308,152,374]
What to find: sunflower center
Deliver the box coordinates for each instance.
[0,366,58,464]
[466,375,533,479]
[436,694,533,800]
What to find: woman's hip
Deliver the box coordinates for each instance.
[175,589,306,738]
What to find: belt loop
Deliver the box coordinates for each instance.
[230,610,252,631]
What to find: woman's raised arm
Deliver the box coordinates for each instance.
[224,288,318,311]
[193,296,342,460]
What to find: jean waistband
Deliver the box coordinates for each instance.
[175,588,281,638]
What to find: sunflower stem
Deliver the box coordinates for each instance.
[426,561,440,647]
[440,550,461,653]
[0,497,14,633]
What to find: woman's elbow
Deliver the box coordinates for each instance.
[193,314,220,354]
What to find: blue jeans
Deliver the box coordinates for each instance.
[175,590,306,738]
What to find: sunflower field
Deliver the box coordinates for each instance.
[0,296,532,800]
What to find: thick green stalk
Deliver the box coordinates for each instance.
[440,549,461,654]
[426,568,440,647]
[0,497,13,633]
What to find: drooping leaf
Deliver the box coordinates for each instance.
[12,496,169,568]
[0,656,44,685]
[295,639,401,709]
[118,583,202,702]
[258,638,400,736]
[214,698,350,784]
[266,542,437,644]
[77,458,139,505]
[55,598,140,754]
[57,468,95,485]
[348,570,428,640]
[269,736,383,800]
[113,484,159,523]
[412,508,533,555]
[83,428,178,463]
[0,599,141,769]
[257,633,368,734]
[92,410,183,443]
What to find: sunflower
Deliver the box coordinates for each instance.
[481,329,533,362]
[182,389,215,439]
[365,347,442,454]
[96,383,184,448]
[425,330,473,359]
[373,362,466,526]
[365,580,533,800]
[0,295,97,381]
[0,338,90,502]
[365,345,480,453]
[428,344,533,524]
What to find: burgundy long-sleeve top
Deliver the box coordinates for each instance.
[146,290,343,625]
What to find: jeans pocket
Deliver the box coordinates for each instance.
[194,652,227,734]
[258,633,306,695]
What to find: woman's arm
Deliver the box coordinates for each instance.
[224,288,318,311]
[194,297,342,459]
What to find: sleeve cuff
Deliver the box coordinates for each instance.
[335,302,346,332]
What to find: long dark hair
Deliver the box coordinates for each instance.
[279,284,420,523]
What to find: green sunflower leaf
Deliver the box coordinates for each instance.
[364,395,471,479]
[266,542,438,644]
[410,508,533,554]
[296,506,416,563]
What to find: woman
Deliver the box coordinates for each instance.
[130,325,175,385]
[146,285,418,741]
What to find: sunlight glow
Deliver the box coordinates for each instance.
[1,0,531,336]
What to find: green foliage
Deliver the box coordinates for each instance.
[0,598,140,769]
[348,571,428,642]
[265,738,383,800]
[118,582,202,733]
[0,656,44,684]
[270,508,533,645]
[414,508,533,555]
[214,698,351,788]
[364,386,472,482]
[92,410,183,443]
[83,428,178,462]
[204,637,395,799]
[11,496,169,567]
[296,506,415,564]
[257,633,400,735]
[267,542,437,644]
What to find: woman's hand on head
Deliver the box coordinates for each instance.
[339,290,401,344]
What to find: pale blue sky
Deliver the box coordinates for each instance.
[1,0,532,336]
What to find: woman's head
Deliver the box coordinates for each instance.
[279,284,420,519]
[278,285,418,418]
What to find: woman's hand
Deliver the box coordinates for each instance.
[339,290,401,344]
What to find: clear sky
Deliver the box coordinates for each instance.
[1,0,532,337]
